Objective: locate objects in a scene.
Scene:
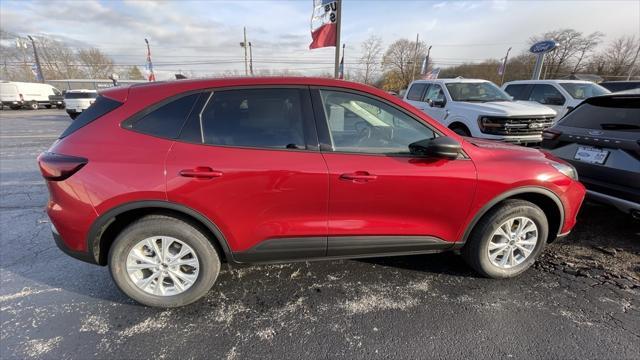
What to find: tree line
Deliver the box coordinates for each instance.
[1,29,145,81]
[355,29,639,92]
[1,27,638,90]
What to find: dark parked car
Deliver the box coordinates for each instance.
[38,77,585,307]
[48,89,65,109]
[542,94,639,217]
[599,81,640,93]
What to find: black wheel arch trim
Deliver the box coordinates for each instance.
[86,200,234,265]
[459,186,565,245]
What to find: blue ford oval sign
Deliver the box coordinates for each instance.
[530,40,558,54]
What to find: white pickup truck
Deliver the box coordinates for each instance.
[502,79,610,121]
[404,78,557,144]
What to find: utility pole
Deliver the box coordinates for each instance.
[243,27,248,76]
[27,35,45,82]
[423,45,432,75]
[333,0,342,78]
[411,33,420,82]
[500,47,512,85]
[627,42,640,80]
[249,42,254,76]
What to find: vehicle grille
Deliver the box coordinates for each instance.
[479,116,555,136]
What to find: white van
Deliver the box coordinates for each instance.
[0,81,61,110]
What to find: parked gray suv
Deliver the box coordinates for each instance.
[541,94,639,217]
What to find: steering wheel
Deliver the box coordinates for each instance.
[354,121,373,139]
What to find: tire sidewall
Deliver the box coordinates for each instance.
[109,217,220,307]
[472,203,548,278]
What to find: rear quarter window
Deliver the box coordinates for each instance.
[59,96,123,138]
[503,84,529,100]
[123,93,201,139]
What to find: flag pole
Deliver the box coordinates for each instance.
[411,33,419,82]
[500,47,512,85]
[333,0,342,79]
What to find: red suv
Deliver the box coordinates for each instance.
[38,77,585,307]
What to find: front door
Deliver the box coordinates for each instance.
[312,89,477,256]
[165,87,329,261]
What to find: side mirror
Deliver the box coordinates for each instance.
[409,136,461,159]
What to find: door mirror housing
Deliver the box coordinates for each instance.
[409,136,461,159]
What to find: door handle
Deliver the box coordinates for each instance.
[179,167,223,179]
[340,171,377,182]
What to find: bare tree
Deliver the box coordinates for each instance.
[381,38,427,90]
[36,36,84,79]
[600,36,639,76]
[359,35,382,84]
[530,29,603,78]
[126,65,145,80]
[77,48,115,79]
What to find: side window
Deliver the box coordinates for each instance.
[504,84,528,100]
[320,90,436,155]
[406,83,427,101]
[200,88,306,149]
[529,84,565,105]
[424,84,446,104]
[125,93,200,139]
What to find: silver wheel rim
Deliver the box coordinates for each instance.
[488,217,538,269]
[126,236,200,296]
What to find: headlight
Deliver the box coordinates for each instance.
[550,162,578,180]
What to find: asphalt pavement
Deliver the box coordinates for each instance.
[1,109,638,360]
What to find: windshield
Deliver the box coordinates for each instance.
[445,82,511,102]
[65,92,97,99]
[559,83,610,99]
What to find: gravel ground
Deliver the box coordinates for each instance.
[1,109,638,360]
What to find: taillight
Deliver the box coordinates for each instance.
[542,129,562,140]
[37,152,87,181]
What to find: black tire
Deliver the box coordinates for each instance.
[29,102,39,110]
[450,124,471,137]
[68,113,79,120]
[57,104,65,109]
[462,199,548,278]
[108,215,220,307]
[10,105,21,110]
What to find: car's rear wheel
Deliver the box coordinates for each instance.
[462,199,548,278]
[68,113,79,120]
[29,101,39,110]
[109,215,220,307]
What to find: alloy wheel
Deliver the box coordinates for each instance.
[126,236,200,296]
[487,216,538,269]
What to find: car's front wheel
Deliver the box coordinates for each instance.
[462,199,548,278]
[109,215,220,307]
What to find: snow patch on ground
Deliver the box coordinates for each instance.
[22,336,62,358]
[342,292,418,315]
[80,315,109,334]
[0,288,60,303]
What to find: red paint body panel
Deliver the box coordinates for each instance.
[39,77,586,262]
[322,153,476,241]
[165,143,329,252]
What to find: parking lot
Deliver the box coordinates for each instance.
[0,109,638,359]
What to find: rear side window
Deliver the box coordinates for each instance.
[560,98,640,131]
[200,88,306,149]
[406,83,428,101]
[124,93,200,139]
[504,84,528,100]
[529,84,565,105]
[64,92,97,99]
[59,96,122,138]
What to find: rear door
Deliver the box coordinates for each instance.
[165,87,329,261]
[312,88,476,256]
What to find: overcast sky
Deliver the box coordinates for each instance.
[1,0,639,79]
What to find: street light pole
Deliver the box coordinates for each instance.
[27,35,45,83]
[333,0,342,78]
[411,33,420,82]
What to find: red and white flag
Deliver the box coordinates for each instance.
[309,0,338,49]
